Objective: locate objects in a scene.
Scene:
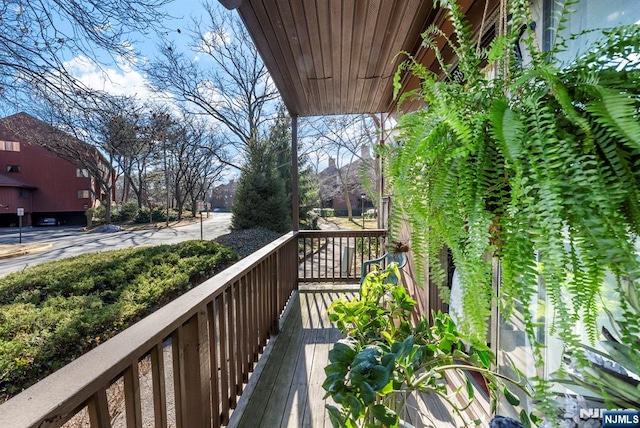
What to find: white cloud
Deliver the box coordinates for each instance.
[63,54,170,103]
[198,30,230,54]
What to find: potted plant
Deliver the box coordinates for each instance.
[324,264,531,427]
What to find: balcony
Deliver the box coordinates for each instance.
[0,229,489,427]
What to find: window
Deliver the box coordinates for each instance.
[547,0,640,64]
[18,188,25,198]
[495,1,640,419]
[6,165,20,173]
[0,141,20,151]
[76,168,89,178]
[77,190,91,199]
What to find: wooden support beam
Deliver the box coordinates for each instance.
[291,115,299,231]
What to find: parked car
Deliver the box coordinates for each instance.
[36,217,58,227]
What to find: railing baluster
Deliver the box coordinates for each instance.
[151,342,167,428]
[176,311,211,427]
[261,262,268,343]
[240,276,250,382]
[248,270,258,363]
[261,262,268,344]
[270,256,278,334]
[317,236,322,278]
[233,281,243,393]
[88,388,111,427]
[171,329,183,428]
[302,237,307,280]
[218,293,230,424]
[207,301,221,428]
[339,236,343,280]
[310,237,314,279]
[323,236,328,279]
[226,286,237,409]
[124,361,142,428]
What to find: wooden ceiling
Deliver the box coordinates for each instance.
[222,0,496,117]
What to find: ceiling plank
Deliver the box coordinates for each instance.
[233,0,497,116]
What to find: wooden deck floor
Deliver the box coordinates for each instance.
[230,284,491,428]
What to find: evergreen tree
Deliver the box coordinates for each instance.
[231,142,291,233]
[268,105,318,227]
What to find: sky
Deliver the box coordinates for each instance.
[64,0,211,104]
[0,0,387,181]
[56,0,253,182]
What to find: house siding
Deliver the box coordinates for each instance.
[0,113,110,226]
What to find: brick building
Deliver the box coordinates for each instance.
[0,113,113,227]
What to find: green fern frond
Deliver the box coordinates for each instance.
[584,86,640,151]
[490,97,524,164]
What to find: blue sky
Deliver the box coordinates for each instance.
[60,0,218,105]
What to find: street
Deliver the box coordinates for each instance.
[0,213,232,277]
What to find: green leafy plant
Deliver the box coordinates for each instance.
[324,265,532,427]
[384,0,640,417]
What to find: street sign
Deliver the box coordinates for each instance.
[17,208,24,243]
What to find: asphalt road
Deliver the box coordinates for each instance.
[0,213,232,277]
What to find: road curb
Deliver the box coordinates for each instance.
[0,243,53,260]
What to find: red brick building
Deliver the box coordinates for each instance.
[0,113,113,227]
[209,179,237,211]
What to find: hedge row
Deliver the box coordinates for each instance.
[0,240,239,402]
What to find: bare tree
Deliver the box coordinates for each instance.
[311,115,378,221]
[101,98,149,206]
[30,91,147,223]
[0,0,172,107]
[164,115,225,218]
[146,1,280,169]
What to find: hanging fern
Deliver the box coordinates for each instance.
[385,0,640,420]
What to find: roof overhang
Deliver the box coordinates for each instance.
[0,173,37,189]
[224,0,497,117]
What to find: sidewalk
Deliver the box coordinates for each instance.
[0,243,52,260]
[316,217,340,230]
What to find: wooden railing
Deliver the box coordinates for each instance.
[0,229,385,428]
[297,229,386,282]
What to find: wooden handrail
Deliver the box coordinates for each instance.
[0,229,385,427]
[0,232,298,428]
[298,229,387,282]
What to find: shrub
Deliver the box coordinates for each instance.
[306,210,320,230]
[0,241,239,402]
[134,209,151,223]
[91,205,106,224]
[318,208,335,218]
[119,202,139,222]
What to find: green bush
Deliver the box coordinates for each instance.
[119,202,139,222]
[134,207,180,223]
[0,241,239,402]
[134,209,151,223]
[91,205,106,224]
[317,208,334,218]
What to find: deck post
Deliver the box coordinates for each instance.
[291,114,299,232]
